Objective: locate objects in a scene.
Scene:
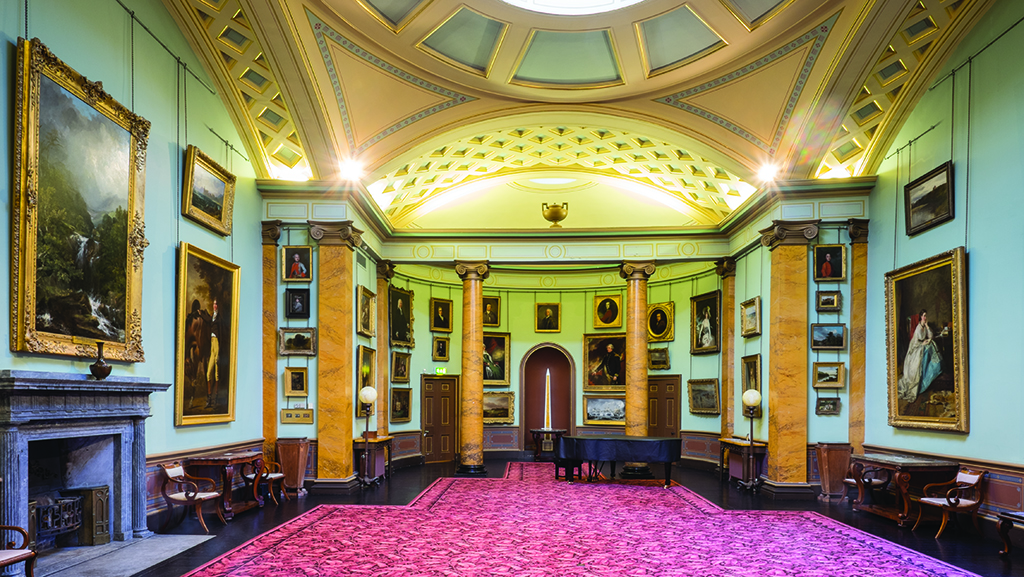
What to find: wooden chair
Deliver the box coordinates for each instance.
[840,463,890,504]
[243,460,289,505]
[913,467,986,538]
[0,525,35,577]
[159,462,226,534]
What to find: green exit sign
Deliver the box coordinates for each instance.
[435,367,447,375]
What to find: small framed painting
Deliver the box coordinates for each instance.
[741,354,762,418]
[647,302,674,342]
[282,246,312,282]
[278,328,317,356]
[429,297,453,333]
[483,295,501,326]
[483,391,515,425]
[357,346,376,417]
[815,397,841,416]
[812,362,846,389]
[648,348,670,370]
[687,379,720,415]
[905,161,954,236]
[390,388,411,423]
[814,244,847,282]
[182,144,236,236]
[810,323,847,350]
[815,290,842,313]
[285,288,310,319]
[357,286,376,338]
[432,336,450,362]
[483,332,511,386]
[594,295,622,329]
[389,286,415,348]
[536,303,561,333]
[740,296,761,338]
[283,366,308,398]
[583,395,625,426]
[391,351,411,384]
[691,290,721,355]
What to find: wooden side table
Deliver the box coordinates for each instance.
[530,429,566,462]
[186,450,264,520]
[718,437,766,486]
[354,436,393,482]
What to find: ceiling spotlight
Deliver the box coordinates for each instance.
[758,164,779,182]
[339,158,364,182]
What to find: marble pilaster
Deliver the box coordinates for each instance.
[716,257,737,439]
[760,220,818,493]
[456,261,489,476]
[309,220,362,490]
[847,219,869,453]
[261,220,281,460]
[132,417,150,537]
[376,260,395,437]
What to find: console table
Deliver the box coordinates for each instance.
[529,429,566,462]
[186,450,264,520]
[354,436,393,482]
[718,437,766,486]
[849,453,958,527]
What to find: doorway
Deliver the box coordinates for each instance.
[521,344,575,452]
[647,375,681,438]
[421,375,459,464]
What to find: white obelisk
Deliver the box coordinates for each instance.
[543,369,552,430]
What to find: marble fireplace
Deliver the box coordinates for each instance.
[0,370,169,573]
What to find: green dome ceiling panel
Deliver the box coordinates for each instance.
[420,8,507,77]
[512,30,622,88]
[721,0,793,30]
[360,0,429,31]
[638,6,725,76]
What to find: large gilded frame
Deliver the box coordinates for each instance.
[12,38,149,361]
[885,247,969,432]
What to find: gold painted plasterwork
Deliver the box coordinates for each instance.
[416,5,509,79]
[633,4,727,79]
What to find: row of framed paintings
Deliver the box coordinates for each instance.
[388,389,515,425]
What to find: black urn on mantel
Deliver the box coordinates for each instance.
[89,341,112,380]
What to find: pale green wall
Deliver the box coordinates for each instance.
[734,245,771,442]
[865,0,1024,462]
[0,0,263,453]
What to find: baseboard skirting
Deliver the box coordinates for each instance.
[308,476,361,494]
[759,478,818,501]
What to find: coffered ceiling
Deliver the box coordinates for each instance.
[162,0,991,234]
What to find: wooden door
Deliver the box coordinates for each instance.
[647,375,681,438]
[421,375,459,463]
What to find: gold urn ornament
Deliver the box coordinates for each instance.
[541,203,568,228]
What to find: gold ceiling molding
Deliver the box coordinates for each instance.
[816,0,973,179]
[367,124,755,228]
[168,0,311,179]
[719,0,799,32]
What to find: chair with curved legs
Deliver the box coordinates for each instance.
[159,461,226,534]
[0,525,35,577]
[243,460,289,505]
[913,467,986,538]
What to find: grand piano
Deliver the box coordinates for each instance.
[555,435,682,487]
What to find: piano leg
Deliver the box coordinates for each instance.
[664,463,672,488]
[610,462,617,479]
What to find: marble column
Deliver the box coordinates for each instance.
[132,417,150,538]
[309,220,363,492]
[620,261,655,479]
[847,219,869,453]
[376,260,395,437]
[758,220,820,500]
[455,261,489,476]
[715,257,737,439]
[261,220,282,462]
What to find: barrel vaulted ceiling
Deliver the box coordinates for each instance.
[162,0,992,234]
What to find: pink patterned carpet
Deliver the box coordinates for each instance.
[185,463,980,577]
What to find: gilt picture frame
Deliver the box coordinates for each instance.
[740,296,761,338]
[741,354,762,419]
[594,295,622,329]
[11,38,149,361]
[536,303,561,333]
[389,286,415,348]
[174,243,240,426]
[390,388,411,423]
[648,348,670,370]
[905,161,954,236]
[815,397,841,416]
[483,391,515,425]
[391,351,411,384]
[429,297,453,333]
[357,345,376,417]
[281,246,312,282]
[812,362,845,389]
[583,395,626,426]
[482,295,501,327]
[278,327,317,356]
[182,144,236,236]
[647,302,674,342]
[814,244,847,282]
[690,290,721,355]
[687,379,721,415]
[357,286,375,338]
[483,332,511,386]
[432,336,450,362]
[810,323,847,350]
[815,290,842,313]
[885,247,968,432]
[283,366,308,398]
[584,333,627,392]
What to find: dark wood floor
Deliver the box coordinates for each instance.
[130,459,1023,576]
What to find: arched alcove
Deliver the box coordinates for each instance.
[519,343,575,451]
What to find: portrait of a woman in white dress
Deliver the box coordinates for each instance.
[698,307,715,348]
[897,309,944,402]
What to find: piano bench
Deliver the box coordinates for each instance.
[554,459,584,481]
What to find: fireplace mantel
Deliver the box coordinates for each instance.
[0,369,169,570]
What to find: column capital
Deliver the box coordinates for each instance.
[455,261,490,281]
[376,260,396,281]
[308,220,363,249]
[847,218,870,244]
[714,257,737,278]
[619,261,656,281]
[758,219,821,251]
[261,220,282,245]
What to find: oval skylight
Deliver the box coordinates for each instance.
[498,0,649,16]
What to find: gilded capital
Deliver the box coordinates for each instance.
[758,219,821,251]
[714,257,737,278]
[308,220,363,249]
[261,220,282,245]
[619,261,656,281]
[455,261,490,281]
[847,218,870,244]
[376,260,396,281]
